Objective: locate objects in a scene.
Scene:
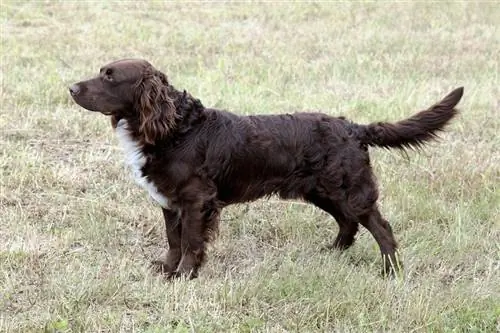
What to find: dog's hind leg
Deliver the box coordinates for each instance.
[305,192,359,250]
[313,154,402,276]
[358,206,402,276]
[344,168,402,276]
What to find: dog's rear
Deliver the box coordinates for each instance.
[355,87,463,150]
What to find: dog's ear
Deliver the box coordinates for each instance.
[134,67,176,144]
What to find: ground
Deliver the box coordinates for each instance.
[1,2,499,332]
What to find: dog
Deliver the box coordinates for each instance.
[69,58,463,279]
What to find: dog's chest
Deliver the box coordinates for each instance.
[115,120,170,208]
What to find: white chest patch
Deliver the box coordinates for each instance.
[115,119,170,208]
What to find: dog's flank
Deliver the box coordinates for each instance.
[69,59,463,279]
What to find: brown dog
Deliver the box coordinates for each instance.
[69,59,463,279]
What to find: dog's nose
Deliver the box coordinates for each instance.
[69,84,80,96]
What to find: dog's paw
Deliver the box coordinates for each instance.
[381,254,404,279]
[151,250,181,274]
[320,243,344,252]
[151,249,182,274]
[150,259,175,274]
[166,268,198,281]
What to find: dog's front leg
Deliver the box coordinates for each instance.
[152,208,182,275]
[173,179,218,279]
[173,202,207,279]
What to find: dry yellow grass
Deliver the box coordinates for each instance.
[1,1,499,332]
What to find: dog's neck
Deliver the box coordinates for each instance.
[110,86,206,144]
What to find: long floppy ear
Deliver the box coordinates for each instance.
[134,67,176,144]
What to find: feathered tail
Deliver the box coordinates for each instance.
[356,87,463,150]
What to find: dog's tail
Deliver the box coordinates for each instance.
[355,87,463,150]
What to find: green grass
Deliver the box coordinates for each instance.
[1,1,499,332]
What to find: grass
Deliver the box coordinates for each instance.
[1,1,499,332]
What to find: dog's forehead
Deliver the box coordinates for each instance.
[100,59,151,75]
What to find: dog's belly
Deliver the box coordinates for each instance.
[115,119,170,208]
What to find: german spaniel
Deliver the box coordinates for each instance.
[69,59,463,279]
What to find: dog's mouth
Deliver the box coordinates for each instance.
[83,106,113,116]
[70,95,113,116]
[95,105,113,116]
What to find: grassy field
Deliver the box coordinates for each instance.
[1,1,499,332]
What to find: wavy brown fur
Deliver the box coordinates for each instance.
[134,66,177,144]
[69,59,464,279]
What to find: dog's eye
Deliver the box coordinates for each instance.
[103,68,114,82]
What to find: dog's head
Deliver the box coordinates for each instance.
[69,59,177,144]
